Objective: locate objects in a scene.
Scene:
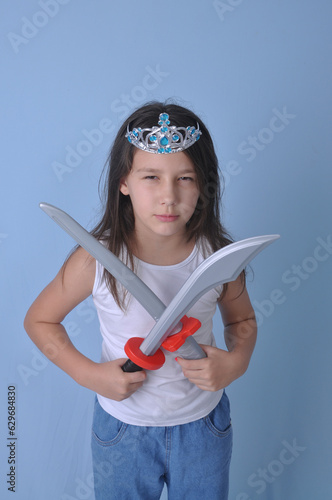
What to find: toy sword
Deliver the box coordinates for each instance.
[39,202,205,365]
[39,202,279,372]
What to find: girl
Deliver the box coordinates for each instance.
[24,102,257,500]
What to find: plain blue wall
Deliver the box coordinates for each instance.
[1,1,331,499]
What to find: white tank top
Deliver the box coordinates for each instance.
[92,242,224,426]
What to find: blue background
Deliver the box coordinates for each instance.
[1,1,331,499]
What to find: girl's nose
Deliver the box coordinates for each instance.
[160,181,177,206]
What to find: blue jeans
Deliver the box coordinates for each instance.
[91,391,232,500]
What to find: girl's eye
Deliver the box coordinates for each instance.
[179,176,194,181]
[144,176,158,180]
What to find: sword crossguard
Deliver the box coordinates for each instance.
[161,316,201,352]
[124,337,166,370]
[123,316,201,371]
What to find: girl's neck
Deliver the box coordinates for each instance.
[130,233,196,266]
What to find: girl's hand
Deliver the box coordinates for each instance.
[176,344,247,391]
[82,358,147,401]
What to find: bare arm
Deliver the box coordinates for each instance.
[219,276,257,376]
[24,247,146,400]
[176,276,257,391]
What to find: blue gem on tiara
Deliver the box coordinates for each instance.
[125,112,202,154]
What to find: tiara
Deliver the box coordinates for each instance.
[125,113,202,154]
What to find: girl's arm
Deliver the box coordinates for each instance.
[24,247,146,400]
[176,276,257,391]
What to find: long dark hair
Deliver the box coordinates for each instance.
[87,101,236,307]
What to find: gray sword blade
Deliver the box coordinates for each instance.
[140,234,280,355]
[39,202,166,321]
[39,202,206,359]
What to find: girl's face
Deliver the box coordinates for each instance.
[120,149,200,242]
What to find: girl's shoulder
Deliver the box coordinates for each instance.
[64,246,96,286]
[196,237,215,259]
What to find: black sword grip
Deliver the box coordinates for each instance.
[122,359,143,372]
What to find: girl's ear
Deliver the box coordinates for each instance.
[119,177,129,196]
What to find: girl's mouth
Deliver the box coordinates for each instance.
[155,215,179,222]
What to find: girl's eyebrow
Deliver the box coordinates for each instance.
[135,167,196,174]
[135,167,162,173]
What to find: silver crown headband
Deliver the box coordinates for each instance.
[125,113,202,154]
